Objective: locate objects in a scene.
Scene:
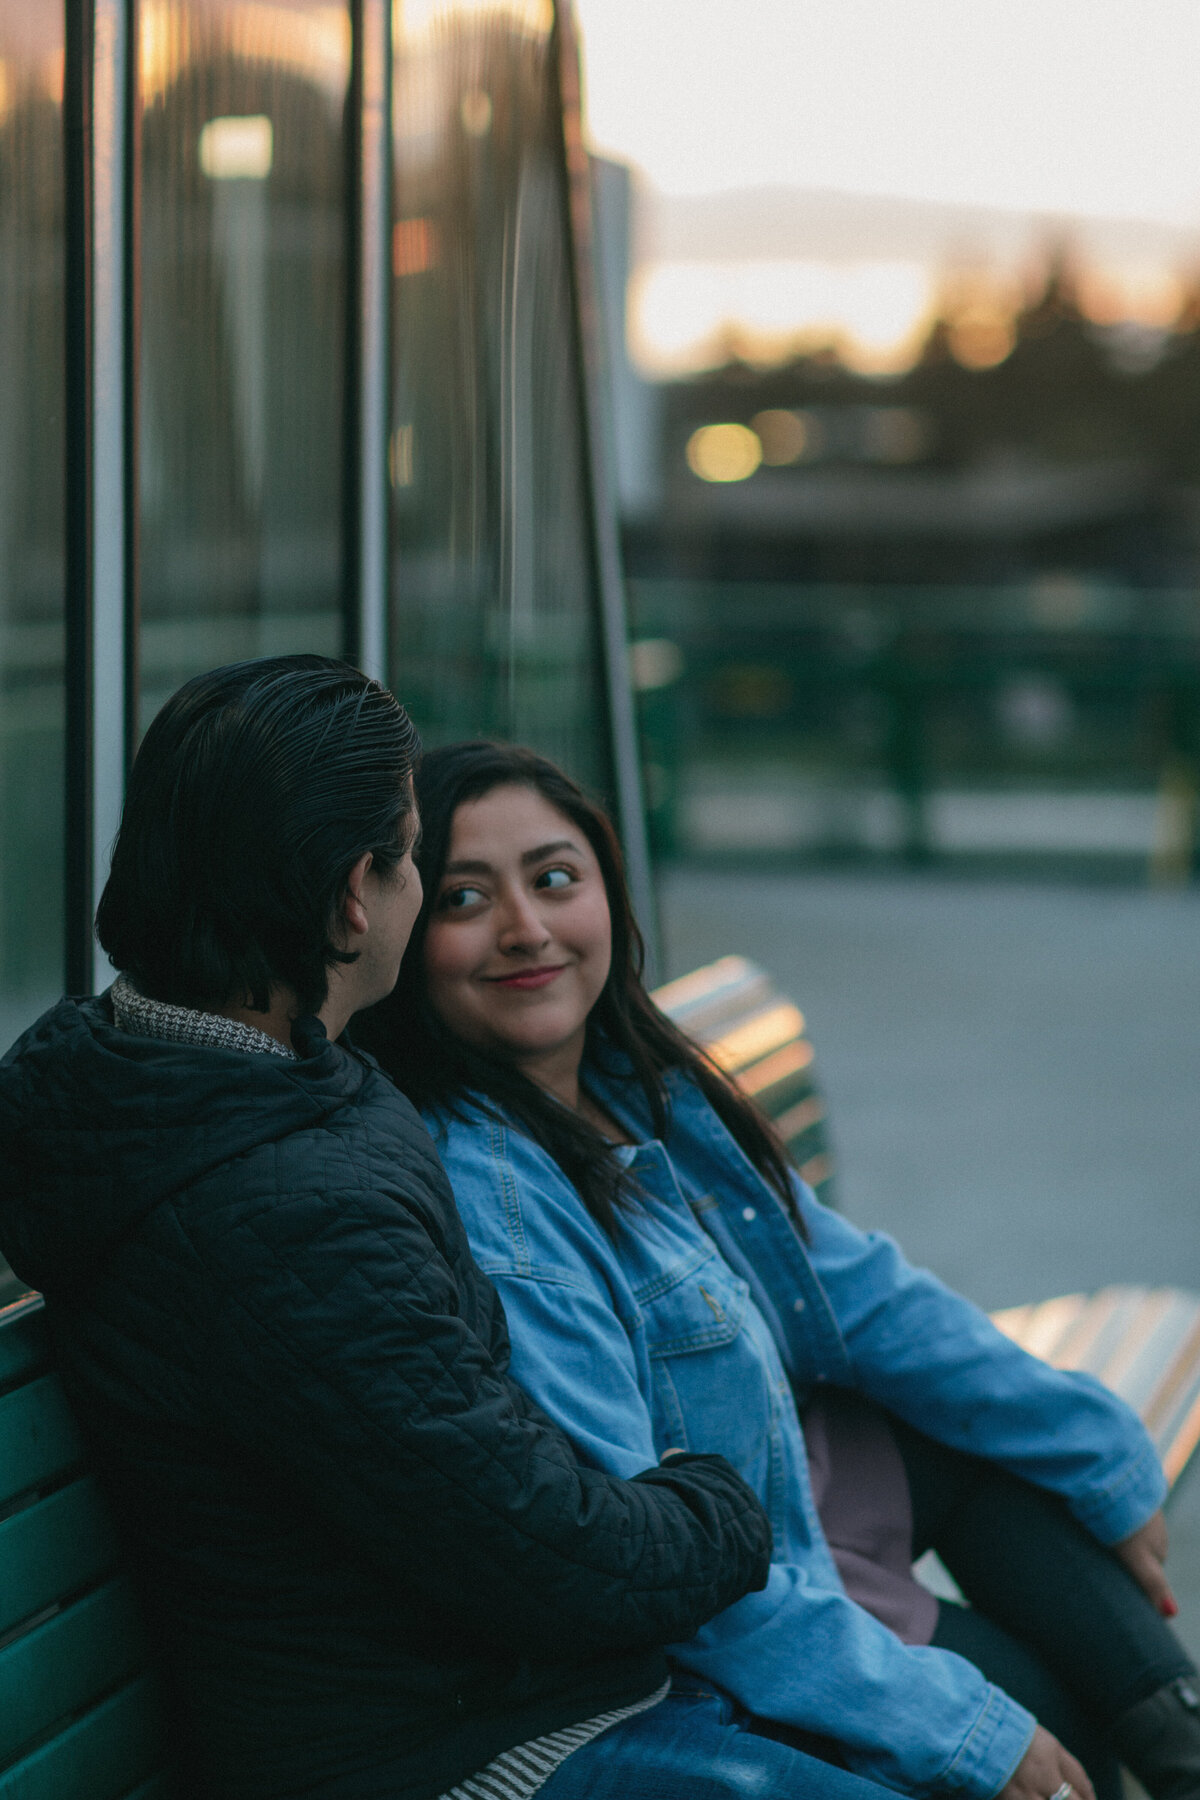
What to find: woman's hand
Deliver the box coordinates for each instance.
[999,1725,1094,1800]
[1115,1509,1177,1617]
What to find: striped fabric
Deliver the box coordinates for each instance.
[439,1679,671,1800]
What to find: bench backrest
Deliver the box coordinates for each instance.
[993,1285,1200,1489]
[0,1289,164,1800]
[652,954,836,1206]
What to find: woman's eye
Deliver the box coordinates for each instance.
[441,884,485,910]
[536,866,574,891]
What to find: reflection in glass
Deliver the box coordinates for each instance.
[138,0,351,728]
[390,0,608,793]
[0,5,65,1045]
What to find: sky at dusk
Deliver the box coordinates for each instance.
[573,0,1200,370]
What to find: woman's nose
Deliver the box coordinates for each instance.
[497,889,550,950]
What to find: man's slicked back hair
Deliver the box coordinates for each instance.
[96,655,420,1013]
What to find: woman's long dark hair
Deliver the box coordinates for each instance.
[355,743,799,1239]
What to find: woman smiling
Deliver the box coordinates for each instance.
[357,741,1200,1800]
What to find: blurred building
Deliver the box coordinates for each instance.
[589,154,661,523]
[607,241,1200,870]
[634,258,1200,588]
[0,0,649,1050]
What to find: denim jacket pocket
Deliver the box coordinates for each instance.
[637,1250,785,1521]
[638,1247,750,1355]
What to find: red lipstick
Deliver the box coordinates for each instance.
[488,966,565,990]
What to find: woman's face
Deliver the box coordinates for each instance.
[422,783,613,1084]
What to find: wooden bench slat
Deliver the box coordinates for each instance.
[1100,1291,1200,1416]
[782,1129,829,1175]
[654,957,835,1205]
[0,1378,85,1512]
[795,1152,835,1192]
[742,1067,820,1130]
[0,1257,36,1314]
[994,1285,1200,1490]
[734,1038,815,1099]
[705,1002,807,1075]
[0,1308,46,1395]
[991,1293,1089,1364]
[772,1094,827,1143]
[652,956,773,1036]
[0,1675,160,1800]
[996,1288,1200,1415]
[650,955,747,1014]
[0,1477,120,1640]
[1053,1285,1138,1372]
[0,1580,146,1769]
[1066,1289,1169,1391]
[1144,1311,1200,1437]
[1163,1389,1200,1487]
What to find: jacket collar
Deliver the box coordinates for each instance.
[583,1051,852,1389]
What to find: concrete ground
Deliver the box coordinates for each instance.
[657,865,1200,1665]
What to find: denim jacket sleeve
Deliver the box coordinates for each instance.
[435,1108,1036,1799]
[797,1183,1168,1547]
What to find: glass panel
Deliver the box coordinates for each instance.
[389,0,609,792]
[0,5,65,1047]
[138,0,351,729]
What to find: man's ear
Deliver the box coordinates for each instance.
[341,852,374,939]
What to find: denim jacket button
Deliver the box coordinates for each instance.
[741,1206,757,1221]
[792,1297,806,1314]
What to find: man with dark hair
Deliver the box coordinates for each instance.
[0,657,773,1800]
[95,654,425,1036]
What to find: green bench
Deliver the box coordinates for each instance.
[0,1280,165,1800]
[1,955,1196,1796]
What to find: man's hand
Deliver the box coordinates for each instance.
[1115,1509,1177,1617]
[999,1725,1094,1800]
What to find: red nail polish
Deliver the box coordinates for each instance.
[1162,1596,1179,1618]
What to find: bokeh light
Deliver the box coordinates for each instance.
[752,409,815,465]
[686,422,764,482]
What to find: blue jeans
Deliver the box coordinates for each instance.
[537,1686,897,1800]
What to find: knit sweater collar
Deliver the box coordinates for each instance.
[109,974,298,1061]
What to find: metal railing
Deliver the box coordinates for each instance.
[629,581,1200,875]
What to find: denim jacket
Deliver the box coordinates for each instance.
[428,1062,1166,1798]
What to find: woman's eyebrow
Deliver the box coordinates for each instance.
[442,840,580,879]
[442,858,492,877]
[520,839,579,865]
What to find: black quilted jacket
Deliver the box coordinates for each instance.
[0,998,771,1800]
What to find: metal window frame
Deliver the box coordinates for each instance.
[64,0,137,995]
[552,0,658,971]
[344,0,391,683]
